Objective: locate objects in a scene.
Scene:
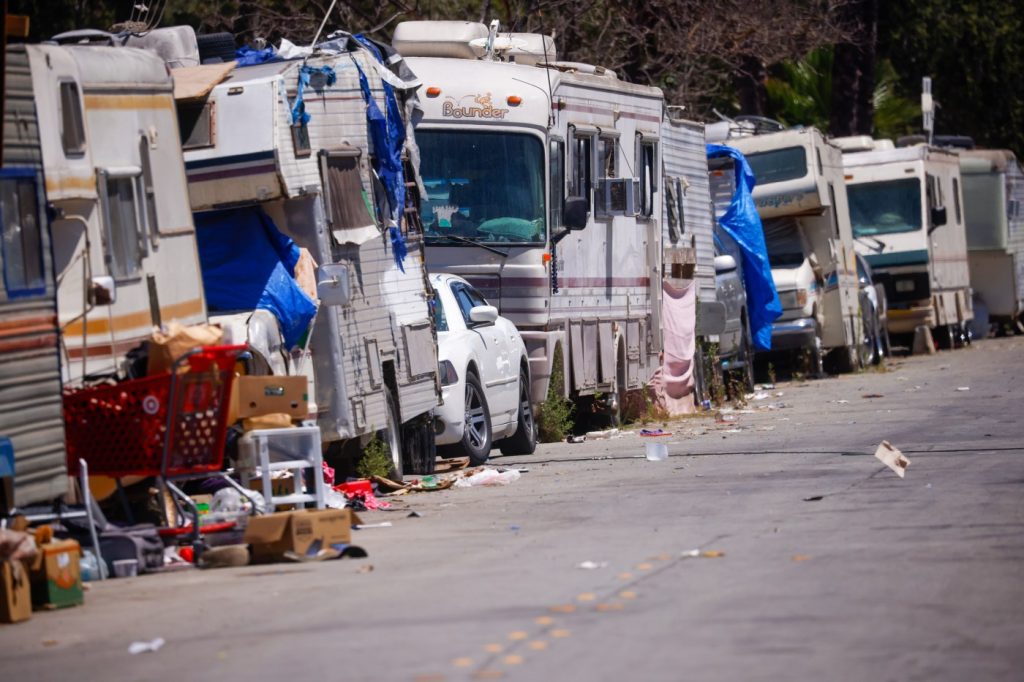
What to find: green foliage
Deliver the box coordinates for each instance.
[766,47,919,138]
[356,435,392,480]
[536,347,574,443]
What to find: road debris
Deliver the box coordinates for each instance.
[792,555,812,562]
[128,638,166,655]
[585,428,621,440]
[576,561,608,570]
[862,393,884,399]
[639,428,672,437]
[956,386,970,392]
[453,468,521,487]
[680,549,725,559]
[803,495,824,502]
[645,443,668,461]
[874,440,910,478]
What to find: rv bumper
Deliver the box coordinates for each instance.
[886,305,935,335]
[770,317,818,351]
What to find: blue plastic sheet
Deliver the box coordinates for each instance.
[235,45,279,67]
[194,206,317,349]
[706,144,782,351]
[291,65,337,126]
[352,35,408,272]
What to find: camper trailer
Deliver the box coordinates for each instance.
[19,42,206,383]
[729,128,864,373]
[958,149,1024,333]
[839,138,973,347]
[1,45,67,506]
[393,21,664,420]
[178,46,440,476]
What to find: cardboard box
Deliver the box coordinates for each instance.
[243,509,360,563]
[1,560,32,624]
[30,539,83,609]
[232,376,309,419]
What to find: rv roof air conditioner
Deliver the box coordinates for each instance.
[832,136,895,152]
[550,61,618,79]
[392,21,490,60]
[500,33,556,66]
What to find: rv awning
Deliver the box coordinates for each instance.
[172,62,237,101]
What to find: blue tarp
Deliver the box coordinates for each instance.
[706,144,782,351]
[194,206,317,349]
[235,45,280,67]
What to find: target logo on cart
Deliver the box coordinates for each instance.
[142,395,161,415]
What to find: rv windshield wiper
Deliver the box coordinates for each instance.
[429,233,509,257]
[854,234,886,253]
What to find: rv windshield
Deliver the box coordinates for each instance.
[745,146,808,185]
[848,179,922,236]
[418,130,546,244]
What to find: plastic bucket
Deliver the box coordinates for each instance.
[645,443,668,461]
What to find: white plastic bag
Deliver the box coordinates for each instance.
[454,468,521,488]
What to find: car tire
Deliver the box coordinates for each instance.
[402,416,436,475]
[196,32,236,64]
[736,319,756,394]
[460,372,492,465]
[809,328,825,378]
[859,305,878,367]
[499,367,537,456]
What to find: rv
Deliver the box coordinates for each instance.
[838,137,973,347]
[393,21,664,421]
[1,45,67,506]
[178,44,440,476]
[729,128,864,373]
[18,41,206,383]
[958,149,1024,334]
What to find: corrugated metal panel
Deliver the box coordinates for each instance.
[662,118,715,304]
[2,46,69,505]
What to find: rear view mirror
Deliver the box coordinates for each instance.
[563,197,589,231]
[929,206,947,231]
[317,263,351,307]
[714,254,737,273]
[469,305,498,325]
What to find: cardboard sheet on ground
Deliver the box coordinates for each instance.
[874,440,910,478]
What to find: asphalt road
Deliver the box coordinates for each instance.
[3,336,1022,681]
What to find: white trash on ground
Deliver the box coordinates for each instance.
[454,468,521,488]
[128,638,166,655]
[874,440,910,478]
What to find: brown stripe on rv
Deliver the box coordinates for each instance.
[62,298,204,336]
[83,94,174,111]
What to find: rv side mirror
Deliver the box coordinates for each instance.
[563,197,589,231]
[469,305,499,325]
[929,206,947,231]
[89,276,116,306]
[317,263,352,307]
[713,254,737,273]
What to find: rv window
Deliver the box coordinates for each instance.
[599,137,616,178]
[636,136,657,218]
[848,179,922,236]
[827,183,839,238]
[138,137,160,240]
[0,175,45,297]
[745,146,807,185]
[321,149,376,232]
[676,179,687,235]
[569,128,594,210]
[596,135,635,217]
[177,100,215,150]
[550,138,565,232]
[59,82,86,155]
[291,124,311,158]
[953,177,962,224]
[100,174,144,280]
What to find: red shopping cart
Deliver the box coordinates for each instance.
[63,345,249,554]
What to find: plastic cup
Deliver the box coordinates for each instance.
[112,559,139,578]
[645,443,668,461]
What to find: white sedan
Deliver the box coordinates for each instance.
[430,273,536,464]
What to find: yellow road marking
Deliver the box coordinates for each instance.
[484,643,503,653]
[635,562,653,571]
[535,616,554,626]
[502,655,524,665]
[508,631,528,641]
[618,572,633,580]
[596,602,625,612]
[452,658,473,668]
[528,640,548,651]
[551,629,571,638]
[619,590,637,599]
[549,604,576,614]
[577,592,596,602]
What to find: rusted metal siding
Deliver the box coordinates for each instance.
[1,46,69,506]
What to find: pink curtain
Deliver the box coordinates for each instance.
[650,280,697,415]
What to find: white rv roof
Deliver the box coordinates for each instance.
[842,144,960,168]
[959,148,1018,173]
[728,127,828,154]
[61,45,172,87]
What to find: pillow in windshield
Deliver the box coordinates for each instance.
[477,217,542,241]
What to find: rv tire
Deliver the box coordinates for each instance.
[402,416,436,475]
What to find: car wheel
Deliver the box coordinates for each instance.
[383,389,404,481]
[461,372,492,465]
[499,367,537,456]
[809,328,825,378]
[859,306,878,367]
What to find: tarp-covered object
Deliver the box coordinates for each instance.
[649,280,697,415]
[195,207,317,348]
[707,144,782,350]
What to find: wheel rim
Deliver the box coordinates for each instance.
[464,381,488,450]
[519,378,534,440]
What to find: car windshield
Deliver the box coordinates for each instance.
[745,146,808,185]
[849,179,922,236]
[418,130,546,244]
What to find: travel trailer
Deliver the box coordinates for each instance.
[393,21,664,421]
[958,149,1024,334]
[1,45,68,506]
[729,128,863,373]
[18,41,206,383]
[838,137,973,347]
[178,43,440,475]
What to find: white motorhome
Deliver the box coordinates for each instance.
[178,48,440,475]
[1,45,68,506]
[393,21,664,421]
[958,149,1024,333]
[730,128,863,372]
[18,42,206,383]
[839,138,973,347]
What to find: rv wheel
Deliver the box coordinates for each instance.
[402,416,437,476]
